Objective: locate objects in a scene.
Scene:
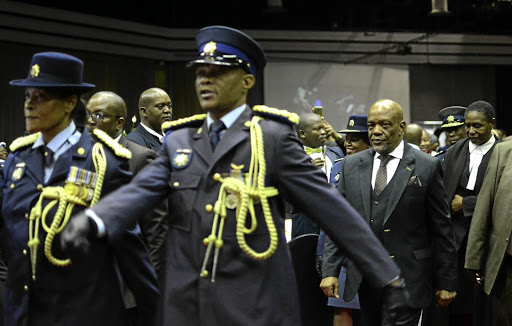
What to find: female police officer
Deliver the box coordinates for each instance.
[2,52,158,326]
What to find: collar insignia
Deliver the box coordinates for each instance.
[203,41,217,56]
[30,64,40,78]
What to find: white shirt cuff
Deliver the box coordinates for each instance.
[86,209,106,238]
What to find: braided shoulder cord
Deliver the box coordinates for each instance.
[27,142,107,280]
[200,116,279,282]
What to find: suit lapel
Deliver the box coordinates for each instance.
[192,120,213,164]
[446,140,469,200]
[138,124,161,151]
[358,149,374,221]
[207,107,252,174]
[383,144,415,224]
[22,147,45,184]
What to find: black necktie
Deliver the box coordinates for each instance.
[375,155,393,195]
[43,146,54,166]
[209,120,226,150]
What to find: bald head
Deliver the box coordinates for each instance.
[367,99,406,155]
[86,91,127,138]
[90,91,127,118]
[404,123,423,146]
[297,112,327,148]
[138,87,172,133]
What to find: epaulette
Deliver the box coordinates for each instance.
[162,114,207,133]
[93,129,132,159]
[9,132,41,152]
[252,105,299,126]
[334,157,345,163]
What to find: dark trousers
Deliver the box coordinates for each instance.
[493,255,512,326]
[358,280,422,326]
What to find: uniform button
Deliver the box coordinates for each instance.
[9,184,14,189]
[173,182,179,187]
[370,218,375,222]
[389,255,395,259]
[374,200,379,205]
[384,229,391,232]
[22,249,27,256]
[25,213,29,218]
[37,184,43,190]
[213,173,221,181]
[205,204,213,213]
[24,285,28,292]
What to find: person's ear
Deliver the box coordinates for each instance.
[140,107,147,117]
[242,74,255,92]
[116,117,125,130]
[65,95,78,113]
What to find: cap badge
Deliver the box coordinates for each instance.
[203,41,217,56]
[30,64,40,78]
[349,119,355,127]
[447,115,455,122]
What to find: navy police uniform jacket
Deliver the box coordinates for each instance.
[90,106,400,326]
[0,129,158,326]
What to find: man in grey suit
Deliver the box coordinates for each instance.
[466,141,512,326]
[127,87,173,152]
[61,26,416,326]
[86,91,168,282]
[321,99,458,326]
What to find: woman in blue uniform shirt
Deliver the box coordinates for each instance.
[1,52,158,326]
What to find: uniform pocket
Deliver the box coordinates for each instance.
[168,173,201,232]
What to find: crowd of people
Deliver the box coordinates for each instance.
[0,24,510,326]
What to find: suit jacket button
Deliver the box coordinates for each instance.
[205,204,213,213]
[24,285,28,292]
[23,249,27,256]
[370,218,375,222]
[374,200,379,205]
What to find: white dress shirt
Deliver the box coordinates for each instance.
[371,141,405,190]
[467,136,496,191]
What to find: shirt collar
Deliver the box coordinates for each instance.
[375,140,405,160]
[140,122,163,141]
[468,135,496,154]
[33,120,77,151]
[207,104,246,130]
[114,134,122,143]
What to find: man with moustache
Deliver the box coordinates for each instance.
[61,26,411,326]
[127,87,173,151]
[322,99,458,326]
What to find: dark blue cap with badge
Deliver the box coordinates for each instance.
[438,106,466,128]
[339,115,368,133]
[188,25,266,76]
[9,52,95,91]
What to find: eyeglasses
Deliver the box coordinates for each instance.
[86,111,120,122]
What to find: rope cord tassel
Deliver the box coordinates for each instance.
[26,142,107,280]
[200,116,280,281]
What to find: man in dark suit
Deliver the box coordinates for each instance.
[440,100,498,326]
[86,91,168,282]
[126,87,172,152]
[322,99,458,326]
[62,26,413,326]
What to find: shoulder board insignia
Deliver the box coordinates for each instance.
[252,105,300,126]
[93,129,132,159]
[162,114,207,133]
[9,132,41,152]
